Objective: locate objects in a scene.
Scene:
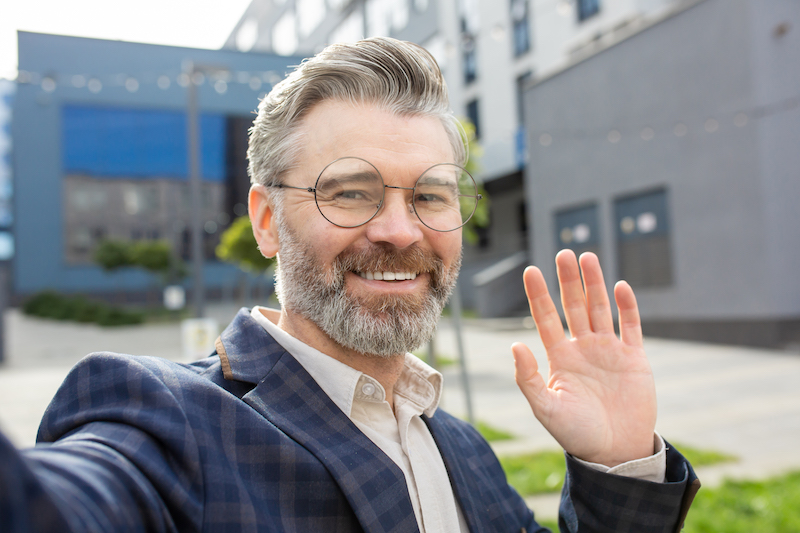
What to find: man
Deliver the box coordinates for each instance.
[1,38,698,532]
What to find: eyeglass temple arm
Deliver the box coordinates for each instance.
[268,184,315,193]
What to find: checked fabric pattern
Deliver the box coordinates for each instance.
[0,308,698,532]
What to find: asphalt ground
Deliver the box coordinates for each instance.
[1,304,799,520]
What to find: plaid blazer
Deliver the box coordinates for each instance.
[1,309,698,532]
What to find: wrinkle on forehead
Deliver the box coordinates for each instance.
[296,100,456,172]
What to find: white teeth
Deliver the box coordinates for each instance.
[357,271,419,280]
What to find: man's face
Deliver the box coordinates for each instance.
[272,100,463,357]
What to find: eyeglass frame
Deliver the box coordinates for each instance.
[267,157,482,232]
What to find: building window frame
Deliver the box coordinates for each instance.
[577,0,600,22]
[614,187,673,288]
[510,0,531,57]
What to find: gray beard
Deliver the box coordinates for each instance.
[274,222,461,358]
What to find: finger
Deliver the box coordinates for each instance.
[522,266,567,349]
[555,250,591,337]
[578,252,614,334]
[614,280,643,347]
[511,342,551,419]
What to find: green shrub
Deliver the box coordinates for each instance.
[22,291,144,327]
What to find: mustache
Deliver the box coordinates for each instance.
[332,244,446,286]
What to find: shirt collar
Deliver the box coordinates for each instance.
[249,306,442,418]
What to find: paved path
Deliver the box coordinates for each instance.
[1,306,799,520]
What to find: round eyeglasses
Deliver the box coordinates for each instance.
[270,157,482,232]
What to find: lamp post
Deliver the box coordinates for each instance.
[185,61,205,318]
[184,61,229,318]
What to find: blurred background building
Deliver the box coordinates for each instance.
[12,32,302,304]
[223,0,799,346]
[7,0,799,347]
[523,0,800,347]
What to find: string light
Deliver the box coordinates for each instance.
[532,93,800,147]
[10,67,288,96]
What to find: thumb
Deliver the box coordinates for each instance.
[511,342,550,418]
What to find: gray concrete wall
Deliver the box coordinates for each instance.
[522,0,800,327]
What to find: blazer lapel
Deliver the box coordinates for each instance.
[217,309,419,533]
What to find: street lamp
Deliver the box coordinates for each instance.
[184,61,228,318]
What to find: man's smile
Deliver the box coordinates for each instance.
[356,271,419,281]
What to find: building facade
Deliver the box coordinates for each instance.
[223,0,689,312]
[523,0,800,346]
[12,32,303,302]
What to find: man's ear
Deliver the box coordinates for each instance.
[249,184,280,258]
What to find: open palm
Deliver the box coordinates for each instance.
[512,250,657,467]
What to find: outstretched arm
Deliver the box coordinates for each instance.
[512,250,657,466]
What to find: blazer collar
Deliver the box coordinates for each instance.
[215,308,420,533]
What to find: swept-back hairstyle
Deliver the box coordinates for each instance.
[247,37,466,189]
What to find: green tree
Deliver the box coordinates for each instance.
[459,118,490,245]
[94,238,185,283]
[94,239,134,271]
[215,215,274,273]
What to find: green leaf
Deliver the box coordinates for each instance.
[215,216,274,273]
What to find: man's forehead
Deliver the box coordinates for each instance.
[294,100,454,164]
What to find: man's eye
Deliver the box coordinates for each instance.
[338,189,368,200]
[415,192,446,204]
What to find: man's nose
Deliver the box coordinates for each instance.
[363,189,424,249]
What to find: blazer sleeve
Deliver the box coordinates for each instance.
[559,441,700,533]
[0,352,205,533]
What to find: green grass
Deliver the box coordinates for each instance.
[411,351,457,368]
[499,443,736,498]
[683,471,800,532]
[475,421,515,442]
[671,441,738,467]
[539,518,559,532]
[530,472,800,532]
[499,450,567,495]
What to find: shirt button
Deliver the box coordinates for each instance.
[361,382,376,396]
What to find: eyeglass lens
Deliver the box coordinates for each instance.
[314,157,479,231]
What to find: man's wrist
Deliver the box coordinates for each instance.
[570,433,667,483]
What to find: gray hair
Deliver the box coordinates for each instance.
[247,37,466,192]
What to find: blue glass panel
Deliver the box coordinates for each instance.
[62,105,226,181]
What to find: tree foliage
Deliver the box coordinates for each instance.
[215,216,275,273]
[94,239,185,281]
[460,118,490,245]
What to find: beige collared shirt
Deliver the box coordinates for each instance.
[249,306,666,531]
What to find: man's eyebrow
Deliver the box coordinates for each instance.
[419,175,459,188]
[320,171,380,185]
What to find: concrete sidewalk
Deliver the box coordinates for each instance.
[1,305,800,521]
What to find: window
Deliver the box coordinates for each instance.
[515,71,532,127]
[466,99,481,140]
[577,0,600,22]
[614,189,673,288]
[555,203,599,258]
[459,0,479,84]
[61,105,248,264]
[510,0,530,56]
[462,32,477,84]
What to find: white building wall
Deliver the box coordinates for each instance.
[224,0,687,183]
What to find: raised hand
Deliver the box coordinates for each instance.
[511,250,657,467]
